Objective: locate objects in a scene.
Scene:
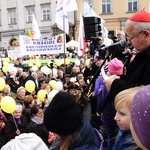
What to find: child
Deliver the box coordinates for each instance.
[112,86,142,150]
[130,85,150,150]
[44,91,106,150]
[94,57,124,149]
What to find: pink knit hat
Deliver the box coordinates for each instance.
[108,58,124,75]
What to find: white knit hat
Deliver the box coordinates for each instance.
[1,133,49,150]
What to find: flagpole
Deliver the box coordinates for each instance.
[63,16,66,66]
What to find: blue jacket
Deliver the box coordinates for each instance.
[112,129,137,150]
[49,119,106,150]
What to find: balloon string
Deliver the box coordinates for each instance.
[12,114,18,130]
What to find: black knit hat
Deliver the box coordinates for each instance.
[44,91,82,135]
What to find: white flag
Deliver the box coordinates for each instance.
[32,13,42,39]
[55,0,78,34]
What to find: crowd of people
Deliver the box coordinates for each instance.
[0,9,150,150]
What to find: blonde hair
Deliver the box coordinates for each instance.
[59,135,71,150]
[114,86,143,110]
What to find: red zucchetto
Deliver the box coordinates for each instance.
[129,9,150,22]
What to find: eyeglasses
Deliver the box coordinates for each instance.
[126,30,144,41]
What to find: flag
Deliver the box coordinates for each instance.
[28,29,33,38]
[78,14,88,56]
[32,13,42,39]
[55,0,78,34]
[83,1,108,38]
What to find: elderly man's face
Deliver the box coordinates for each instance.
[125,20,149,52]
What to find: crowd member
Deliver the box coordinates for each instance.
[3,105,28,141]
[3,84,16,99]
[112,87,142,150]
[15,86,26,105]
[130,85,150,150]
[31,72,40,94]
[94,57,124,148]
[44,91,105,150]
[23,95,35,123]
[57,69,65,83]
[28,104,55,147]
[108,30,130,64]
[104,9,150,149]
[1,133,49,150]
[97,36,106,58]
[5,70,21,94]
[41,83,52,95]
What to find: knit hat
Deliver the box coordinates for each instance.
[131,85,150,149]
[108,58,124,75]
[44,91,82,135]
[1,133,49,150]
[129,9,150,22]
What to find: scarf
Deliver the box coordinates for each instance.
[31,117,43,125]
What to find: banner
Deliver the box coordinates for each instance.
[7,46,22,58]
[19,34,64,56]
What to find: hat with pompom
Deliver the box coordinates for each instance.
[129,9,150,22]
[108,58,124,75]
[44,91,82,135]
[131,85,150,149]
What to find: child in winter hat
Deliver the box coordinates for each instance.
[44,91,82,135]
[130,85,150,150]
[108,57,124,75]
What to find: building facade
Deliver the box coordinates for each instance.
[0,0,149,54]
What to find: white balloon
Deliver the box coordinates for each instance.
[40,66,48,74]
[9,67,17,74]
[52,68,58,77]
[48,90,59,103]
[32,65,38,72]
[75,60,80,66]
[55,81,63,91]
[78,50,83,57]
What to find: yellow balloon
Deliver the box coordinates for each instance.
[2,66,8,73]
[37,90,48,101]
[0,77,6,91]
[36,56,39,60]
[85,59,90,67]
[3,61,9,66]
[10,57,14,61]
[55,60,62,67]
[28,62,33,67]
[1,96,16,114]
[5,58,10,62]
[25,80,35,93]
[36,61,41,68]
[65,59,70,65]
[49,80,56,90]
[47,61,51,67]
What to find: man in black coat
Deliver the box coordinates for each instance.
[103,9,150,150]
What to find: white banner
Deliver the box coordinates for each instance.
[7,46,22,58]
[19,34,64,56]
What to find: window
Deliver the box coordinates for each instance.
[8,9,16,24]
[26,7,34,22]
[127,0,138,12]
[41,5,50,20]
[86,0,93,8]
[101,0,111,14]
